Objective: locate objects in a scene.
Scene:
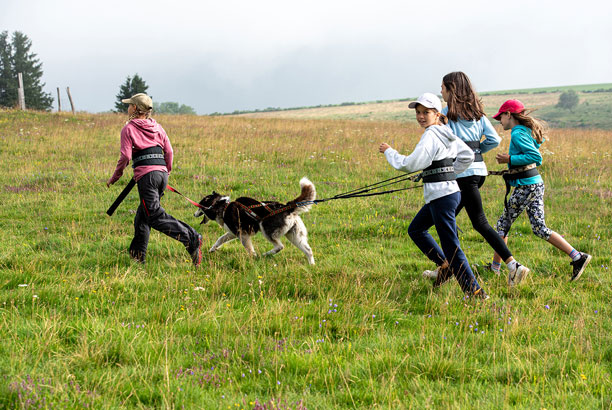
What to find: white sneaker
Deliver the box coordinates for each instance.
[508,263,530,287]
[423,267,439,280]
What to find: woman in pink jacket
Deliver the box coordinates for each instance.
[107,93,202,266]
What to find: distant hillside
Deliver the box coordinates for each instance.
[225,83,612,129]
[481,83,612,95]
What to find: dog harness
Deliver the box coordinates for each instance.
[465,141,483,162]
[234,201,296,222]
[489,163,539,208]
[414,158,456,183]
[132,146,166,168]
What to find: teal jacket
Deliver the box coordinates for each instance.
[508,125,543,186]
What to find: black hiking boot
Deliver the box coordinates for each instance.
[129,249,145,264]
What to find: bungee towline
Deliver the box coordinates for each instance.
[166,171,424,223]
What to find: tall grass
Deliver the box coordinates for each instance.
[0,109,611,409]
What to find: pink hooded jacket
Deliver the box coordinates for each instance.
[109,118,174,184]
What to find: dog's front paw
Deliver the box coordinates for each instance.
[209,246,217,253]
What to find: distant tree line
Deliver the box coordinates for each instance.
[215,100,382,116]
[209,97,424,116]
[582,88,612,93]
[153,102,196,115]
[0,30,53,110]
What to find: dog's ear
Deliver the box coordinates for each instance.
[212,191,218,196]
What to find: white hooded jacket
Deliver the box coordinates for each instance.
[384,124,474,203]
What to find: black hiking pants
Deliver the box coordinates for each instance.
[129,171,198,262]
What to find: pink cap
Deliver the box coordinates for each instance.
[493,99,525,120]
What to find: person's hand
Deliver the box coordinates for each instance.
[496,153,510,164]
[379,143,391,154]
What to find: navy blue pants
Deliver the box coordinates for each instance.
[129,171,199,262]
[408,191,480,294]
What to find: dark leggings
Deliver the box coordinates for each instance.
[456,175,513,261]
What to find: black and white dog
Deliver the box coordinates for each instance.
[194,177,316,265]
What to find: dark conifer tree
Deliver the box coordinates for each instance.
[0,31,17,108]
[0,31,53,110]
[11,31,53,110]
[114,74,149,113]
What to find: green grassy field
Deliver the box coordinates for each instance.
[1,109,611,409]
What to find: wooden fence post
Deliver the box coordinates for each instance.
[66,87,75,114]
[17,73,26,110]
[57,87,62,112]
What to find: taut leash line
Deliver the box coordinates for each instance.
[166,185,205,209]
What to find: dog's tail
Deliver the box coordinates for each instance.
[289,177,316,214]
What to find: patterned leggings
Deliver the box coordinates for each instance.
[495,182,552,240]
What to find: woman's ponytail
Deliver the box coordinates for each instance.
[128,106,153,122]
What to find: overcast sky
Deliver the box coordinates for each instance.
[2,0,611,114]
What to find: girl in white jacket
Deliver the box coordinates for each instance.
[379,93,488,299]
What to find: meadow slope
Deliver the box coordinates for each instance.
[0,110,611,409]
[234,85,612,129]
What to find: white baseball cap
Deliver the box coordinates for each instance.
[408,93,442,113]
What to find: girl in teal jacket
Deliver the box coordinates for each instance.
[491,99,591,283]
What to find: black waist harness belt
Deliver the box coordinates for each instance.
[132,146,166,168]
[502,164,540,182]
[465,141,483,162]
[421,158,456,183]
[501,164,540,208]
